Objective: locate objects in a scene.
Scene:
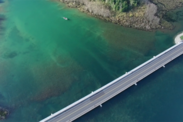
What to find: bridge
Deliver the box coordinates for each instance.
[40,42,183,122]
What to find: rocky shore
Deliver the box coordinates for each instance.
[152,0,183,29]
[0,107,9,120]
[56,0,182,30]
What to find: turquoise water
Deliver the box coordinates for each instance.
[0,0,183,122]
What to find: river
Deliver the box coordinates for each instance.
[0,0,183,122]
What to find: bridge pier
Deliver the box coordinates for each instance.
[134,83,137,86]
[100,104,102,107]
[163,65,165,68]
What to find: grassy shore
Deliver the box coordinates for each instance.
[180,35,183,40]
[175,32,183,44]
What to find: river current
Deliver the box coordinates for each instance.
[0,0,183,122]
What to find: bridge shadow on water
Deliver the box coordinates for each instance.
[74,54,183,122]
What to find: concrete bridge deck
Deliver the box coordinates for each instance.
[40,43,183,122]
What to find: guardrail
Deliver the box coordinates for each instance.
[40,42,183,122]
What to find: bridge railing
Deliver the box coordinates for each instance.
[40,42,182,122]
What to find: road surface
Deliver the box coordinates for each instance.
[40,43,183,122]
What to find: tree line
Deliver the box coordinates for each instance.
[97,0,139,12]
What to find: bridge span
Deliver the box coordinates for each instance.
[40,42,183,122]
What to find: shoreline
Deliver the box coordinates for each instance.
[55,0,183,31]
[57,0,161,31]
[175,32,183,44]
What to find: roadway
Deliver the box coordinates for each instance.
[40,43,183,122]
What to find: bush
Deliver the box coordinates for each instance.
[99,0,139,12]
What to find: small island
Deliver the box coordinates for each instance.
[0,107,9,120]
[175,32,183,44]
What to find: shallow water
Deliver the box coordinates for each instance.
[0,0,183,122]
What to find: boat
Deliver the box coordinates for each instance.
[63,17,68,20]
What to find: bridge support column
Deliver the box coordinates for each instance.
[100,104,102,107]
[163,65,165,68]
[134,83,137,86]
